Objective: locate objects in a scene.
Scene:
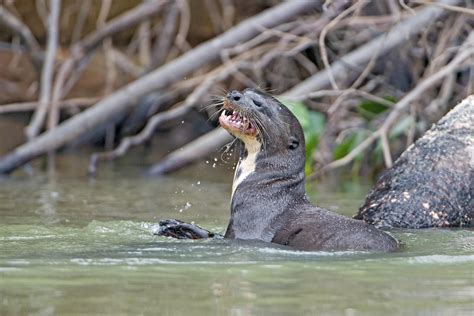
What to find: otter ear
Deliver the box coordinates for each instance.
[288,136,299,150]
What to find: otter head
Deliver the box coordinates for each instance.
[219,89,308,239]
[219,88,306,164]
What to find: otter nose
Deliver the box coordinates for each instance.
[227,90,242,102]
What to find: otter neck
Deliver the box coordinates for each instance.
[226,138,308,242]
[231,137,261,198]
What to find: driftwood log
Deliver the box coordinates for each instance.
[355,96,474,228]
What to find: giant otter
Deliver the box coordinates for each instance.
[156,88,398,252]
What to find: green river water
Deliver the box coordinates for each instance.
[0,154,473,315]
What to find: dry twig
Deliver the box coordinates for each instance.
[319,1,364,90]
[316,35,473,175]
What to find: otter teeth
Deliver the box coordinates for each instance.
[220,108,254,131]
[229,110,242,122]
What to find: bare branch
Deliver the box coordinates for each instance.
[319,1,362,90]
[318,34,473,174]
[413,0,474,15]
[71,0,92,44]
[286,0,462,96]
[79,0,170,56]
[25,0,61,140]
[51,0,170,107]
[0,5,42,69]
[147,0,463,176]
[150,2,179,69]
[287,89,396,107]
[138,21,151,66]
[170,0,191,56]
[89,61,246,174]
[0,97,100,114]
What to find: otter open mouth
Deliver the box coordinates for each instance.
[219,101,257,136]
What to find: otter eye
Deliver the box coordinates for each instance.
[253,99,262,107]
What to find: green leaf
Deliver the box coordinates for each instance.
[356,96,395,120]
[284,100,310,126]
[333,130,369,162]
[333,134,356,160]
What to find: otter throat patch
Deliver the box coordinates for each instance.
[232,136,261,197]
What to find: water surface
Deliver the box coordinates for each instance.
[0,155,473,315]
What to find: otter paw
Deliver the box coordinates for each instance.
[153,219,215,239]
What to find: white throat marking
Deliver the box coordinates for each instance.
[231,136,261,198]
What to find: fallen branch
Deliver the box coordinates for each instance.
[88,60,246,174]
[147,0,461,175]
[0,0,322,175]
[148,128,232,176]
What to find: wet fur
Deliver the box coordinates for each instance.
[223,89,398,252]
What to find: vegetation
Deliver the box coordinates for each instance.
[281,99,325,175]
[0,0,472,178]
